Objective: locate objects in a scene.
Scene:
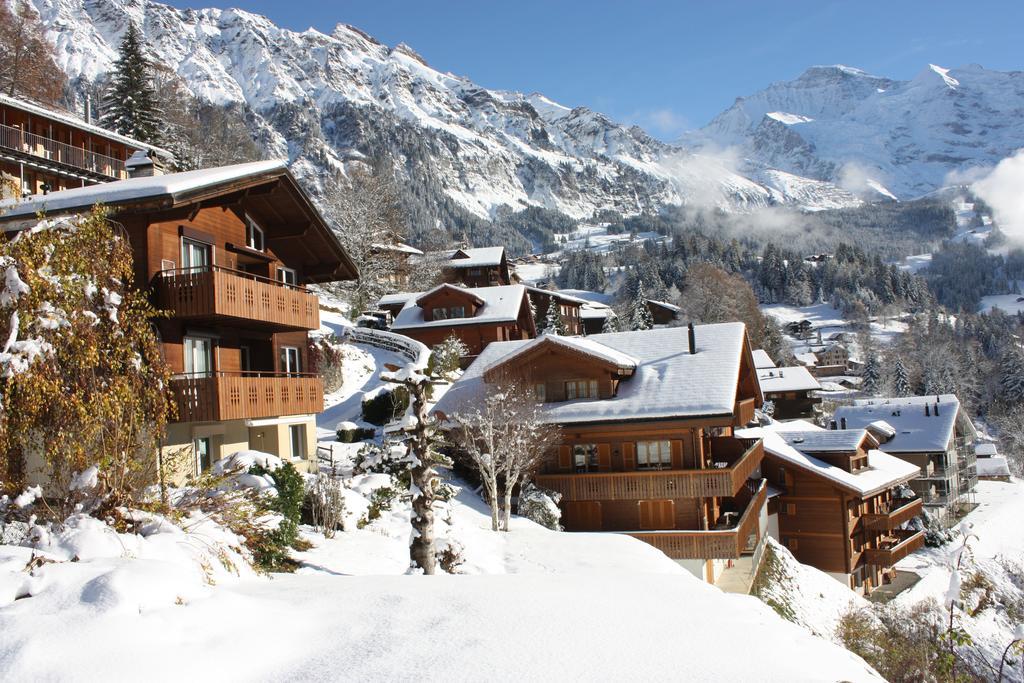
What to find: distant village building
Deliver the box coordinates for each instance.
[738,423,923,595]
[525,286,586,335]
[974,442,1011,481]
[812,344,850,376]
[371,241,423,289]
[646,299,681,326]
[430,246,511,288]
[834,395,978,526]
[390,283,535,358]
[751,349,776,369]
[0,93,171,198]
[757,367,822,420]
[435,323,769,591]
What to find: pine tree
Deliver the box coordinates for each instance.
[999,347,1024,404]
[892,356,912,397]
[101,23,162,144]
[861,352,881,396]
[542,296,566,335]
[628,280,654,331]
[601,312,619,334]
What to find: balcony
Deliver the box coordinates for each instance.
[155,267,320,330]
[171,372,323,423]
[535,438,763,501]
[626,480,768,560]
[862,529,925,566]
[734,397,756,426]
[862,497,923,532]
[0,122,126,180]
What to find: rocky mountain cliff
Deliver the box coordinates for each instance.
[26,0,859,250]
[684,64,1024,200]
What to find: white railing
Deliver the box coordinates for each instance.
[346,326,430,369]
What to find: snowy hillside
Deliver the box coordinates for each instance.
[685,64,1024,199]
[25,0,858,245]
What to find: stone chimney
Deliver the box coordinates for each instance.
[126,150,165,178]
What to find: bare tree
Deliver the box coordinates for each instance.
[0,1,68,104]
[450,380,559,531]
[322,164,409,314]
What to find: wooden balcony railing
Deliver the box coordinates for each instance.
[862,497,923,532]
[155,267,319,330]
[734,397,756,426]
[535,438,764,501]
[862,529,925,566]
[0,122,127,179]
[626,480,768,560]
[171,371,323,423]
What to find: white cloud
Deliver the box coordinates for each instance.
[625,108,691,140]
[973,149,1024,247]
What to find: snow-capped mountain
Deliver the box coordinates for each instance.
[25,0,859,246]
[685,64,1024,200]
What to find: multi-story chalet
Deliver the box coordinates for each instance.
[757,366,822,420]
[752,349,776,369]
[435,323,769,591]
[834,395,978,525]
[390,283,535,358]
[738,422,923,595]
[436,246,511,287]
[371,241,423,290]
[525,286,586,335]
[0,93,170,198]
[0,160,356,481]
[811,344,850,376]
[579,301,616,334]
[647,299,681,326]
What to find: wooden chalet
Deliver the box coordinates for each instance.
[737,424,924,595]
[390,283,536,358]
[757,366,822,420]
[0,93,170,198]
[440,246,511,287]
[751,349,776,369]
[525,286,586,335]
[435,323,770,590]
[646,299,681,326]
[835,395,978,526]
[0,160,357,481]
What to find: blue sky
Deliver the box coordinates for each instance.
[164,0,1023,140]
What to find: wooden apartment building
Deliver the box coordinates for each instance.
[0,93,169,199]
[738,424,924,594]
[435,323,769,590]
[0,160,356,481]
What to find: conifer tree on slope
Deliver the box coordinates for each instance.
[999,347,1024,404]
[101,23,162,145]
[601,312,619,334]
[542,296,566,335]
[892,356,912,397]
[861,351,881,396]
[628,281,654,331]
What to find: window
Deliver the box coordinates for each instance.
[533,383,546,402]
[573,444,599,473]
[246,215,264,251]
[277,267,298,287]
[289,424,306,460]
[184,337,213,377]
[565,379,599,400]
[636,440,671,470]
[777,466,787,486]
[468,268,482,276]
[195,437,212,475]
[280,346,301,374]
[180,238,211,271]
[432,307,448,321]
[448,306,466,319]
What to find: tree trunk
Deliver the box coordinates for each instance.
[407,379,436,575]
[488,480,500,532]
[501,486,514,532]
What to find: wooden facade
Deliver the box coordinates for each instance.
[444,248,511,287]
[525,287,584,335]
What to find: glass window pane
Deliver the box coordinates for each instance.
[589,380,598,398]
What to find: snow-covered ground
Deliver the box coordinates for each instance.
[552,223,664,256]
[979,293,1024,315]
[511,261,558,285]
[762,302,908,361]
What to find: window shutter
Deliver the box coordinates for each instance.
[670,440,683,469]
[623,442,636,470]
[558,445,571,470]
[597,443,611,471]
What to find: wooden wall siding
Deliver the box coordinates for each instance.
[861,498,923,532]
[862,530,926,566]
[536,438,763,501]
[733,397,756,426]
[627,482,767,560]
[418,288,482,320]
[171,373,322,423]
[154,267,319,330]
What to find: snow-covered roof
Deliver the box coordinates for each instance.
[977,456,1010,478]
[580,305,614,320]
[448,246,505,267]
[752,349,776,368]
[738,424,920,497]
[777,429,870,453]
[975,442,998,457]
[834,395,961,454]
[391,284,527,330]
[647,299,681,313]
[557,288,613,305]
[373,242,423,255]
[484,334,638,374]
[435,323,754,425]
[795,352,818,366]
[758,366,820,394]
[525,285,588,306]
[0,93,172,158]
[377,292,417,307]
[0,160,288,221]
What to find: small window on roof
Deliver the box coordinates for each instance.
[246,215,264,251]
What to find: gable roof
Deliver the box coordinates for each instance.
[483,334,638,379]
[448,246,505,267]
[758,366,821,394]
[738,424,920,497]
[777,429,874,453]
[0,160,357,282]
[415,283,485,307]
[752,349,776,368]
[647,299,681,313]
[834,395,963,454]
[525,285,588,306]
[391,284,528,330]
[434,322,755,425]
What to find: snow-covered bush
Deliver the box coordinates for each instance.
[518,484,562,531]
[304,473,346,538]
[245,460,306,570]
[428,334,469,378]
[361,385,410,425]
[336,421,376,443]
[309,336,346,393]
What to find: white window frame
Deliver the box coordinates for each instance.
[636,440,671,470]
[280,345,301,375]
[180,238,211,271]
[573,444,599,473]
[246,215,264,252]
[277,266,298,287]
[183,336,214,377]
[195,436,212,476]
[289,424,306,460]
